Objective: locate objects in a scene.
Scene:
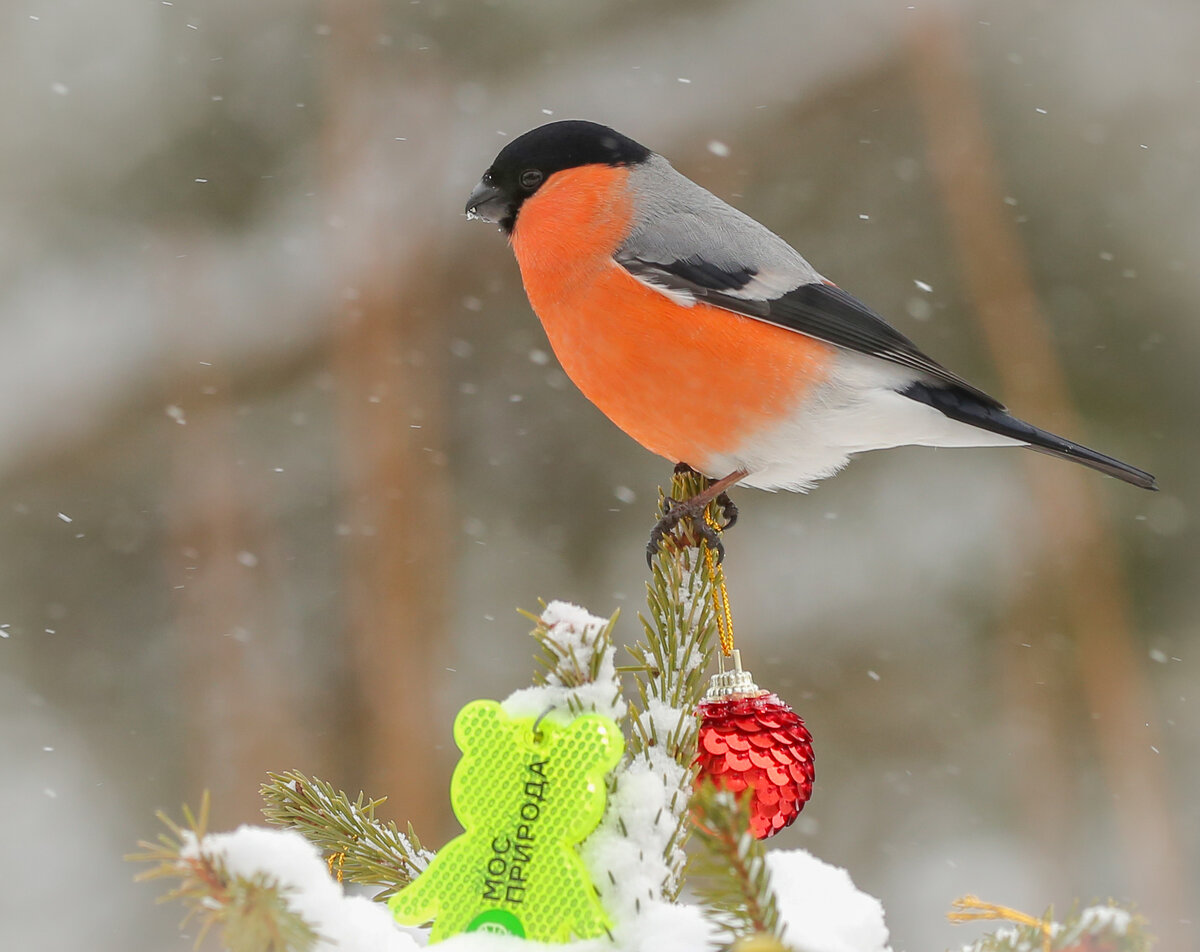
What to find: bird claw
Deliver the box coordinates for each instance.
[716,490,738,532]
[645,487,737,567]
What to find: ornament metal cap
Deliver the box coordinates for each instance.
[703,649,763,700]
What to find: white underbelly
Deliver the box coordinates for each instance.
[698,354,1023,492]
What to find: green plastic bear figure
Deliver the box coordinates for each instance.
[389,700,624,943]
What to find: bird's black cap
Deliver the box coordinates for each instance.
[491,120,651,177]
[466,121,651,232]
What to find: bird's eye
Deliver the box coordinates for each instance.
[519,169,544,190]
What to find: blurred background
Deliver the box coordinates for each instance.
[2,0,1197,949]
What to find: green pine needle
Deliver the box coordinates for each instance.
[259,770,432,899]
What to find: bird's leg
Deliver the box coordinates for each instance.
[646,467,748,566]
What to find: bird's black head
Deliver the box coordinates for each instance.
[465,120,652,233]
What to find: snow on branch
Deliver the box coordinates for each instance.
[129,793,418,952]
[503,600,626,723]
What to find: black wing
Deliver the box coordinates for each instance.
[903,381,1157,489]
[618,255,1005,410]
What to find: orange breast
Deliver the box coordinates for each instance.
[511,164,834,468]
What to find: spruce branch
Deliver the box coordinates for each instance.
[951,895,1153,952]
[518,602,624,718]
[127,792,319,952]
[630,469,723,754]
[259,770,432,899]
[621,468,725,893]
[688,785,782,945]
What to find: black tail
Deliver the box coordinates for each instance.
[902,382,1157,490]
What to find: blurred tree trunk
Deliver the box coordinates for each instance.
[321,1,454,837]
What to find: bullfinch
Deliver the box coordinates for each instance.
[464,120,1155,552]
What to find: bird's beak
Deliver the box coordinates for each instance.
[464,178,510,224]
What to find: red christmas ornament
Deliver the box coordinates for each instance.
[694,654,814,839]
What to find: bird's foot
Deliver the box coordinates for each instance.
[645,468,746,567]
[646,494,728,566]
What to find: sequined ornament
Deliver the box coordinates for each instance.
[694,654,814,839]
